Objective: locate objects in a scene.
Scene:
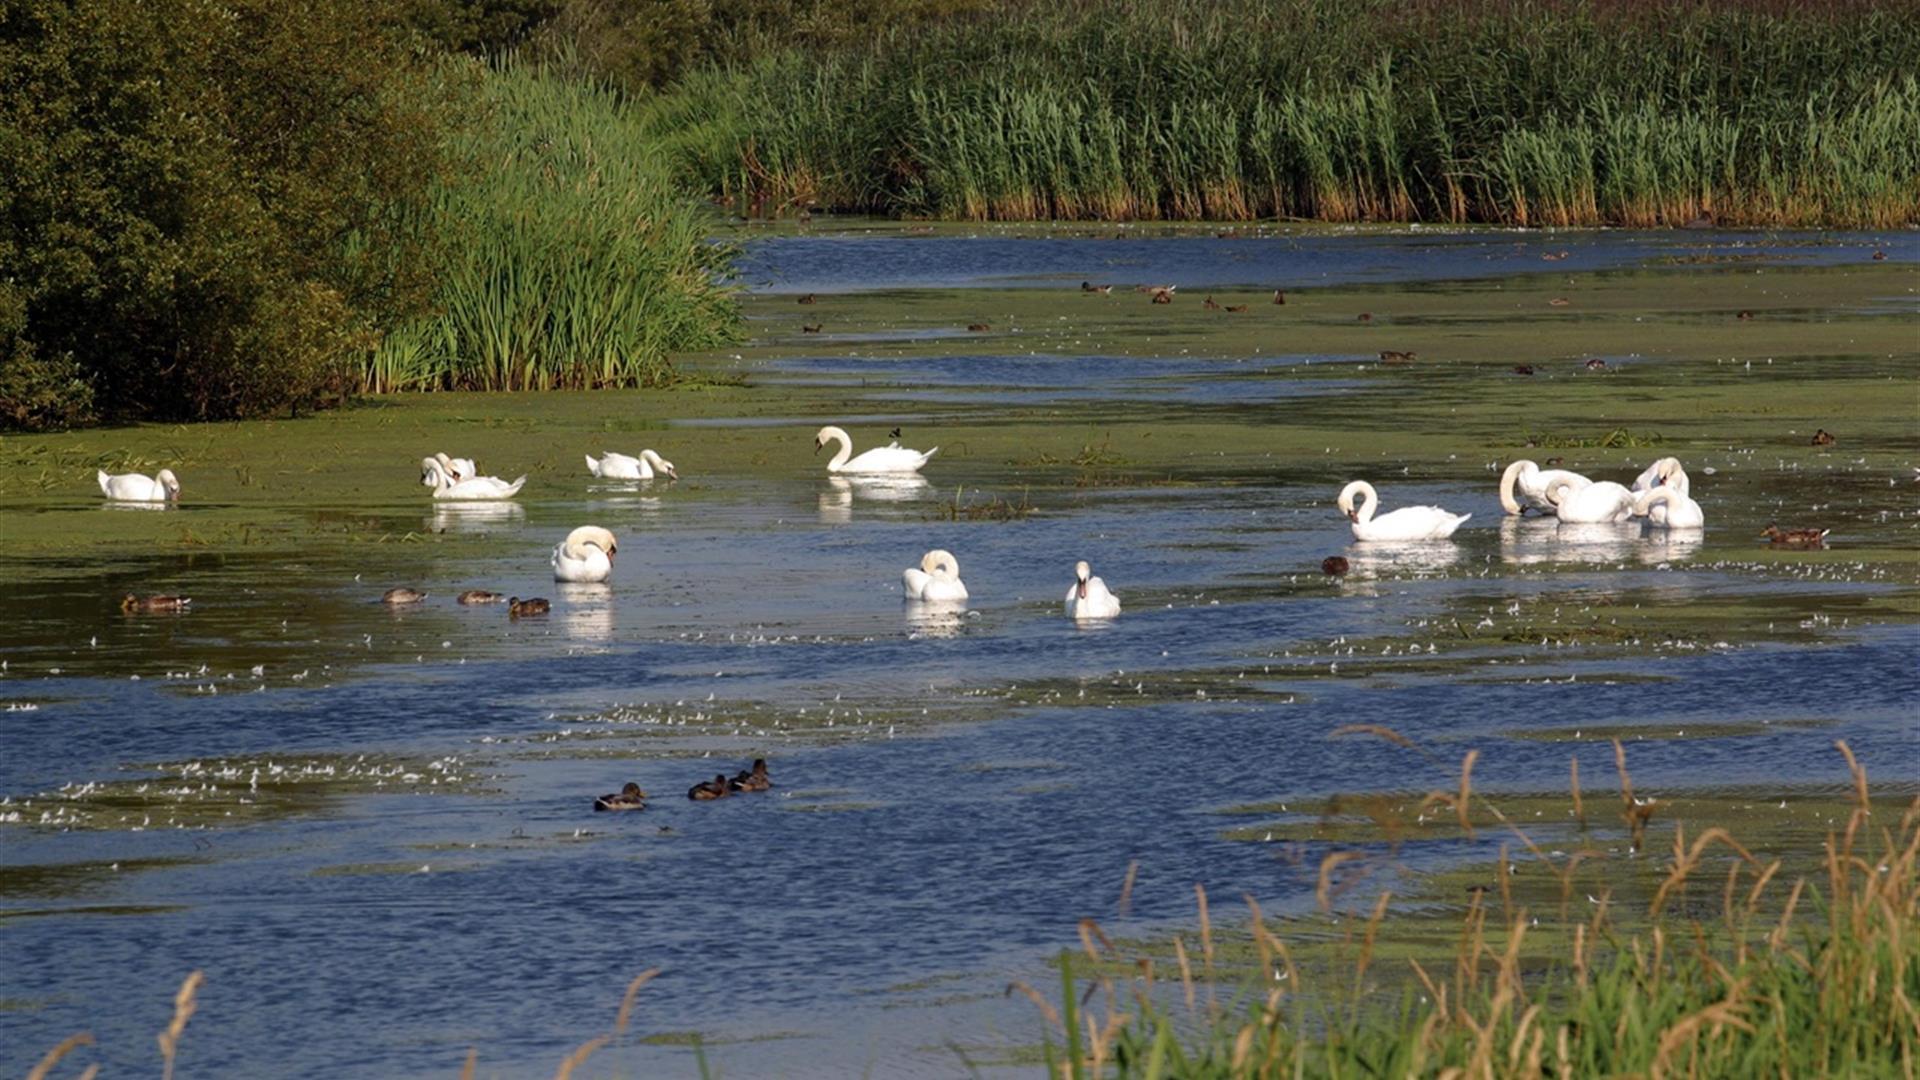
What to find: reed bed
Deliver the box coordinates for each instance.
[1025,739,1920,1078]
[645,0,1920,226]
[365,63,739,394]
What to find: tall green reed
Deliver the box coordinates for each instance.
[367,61,738,393]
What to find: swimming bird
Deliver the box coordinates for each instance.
[586,449,677,480]
[1066,560,1121,620]
[1081,282,1112,294]
[552,526,617,583]
[1149,288,1175,304]
[594,783,647,812]
[1356,312,1372,322]
[688,774,731,801]
[1583,358,1609,371]
[1379,350,1416,364]
[1336,481,1469,541]
[1321,556,1350,576]
[1761,524,1829,547]
[98,469,179,503]
[507,597,550,618]
[1224,304,1248,313]
[967,322,991,332]
[121,594,190,614]
[1272,290,1286,305]
[729,759,773,793]
[420,457,524,500]
[798,293,817,304]
[1811,429,1836,447]
[1203,296,1221,311]
[802,323,823,333]
[1500,460,1593,516]
[1548,297,1571,307]
[903,549,969,602]
[1544,480,1636,524]
[433,454,478,480]
[382,588,428,605]
[1632,458,1701,526]
[814,425,935,475]
[457,590,504,605]
[1512,364,1536,376]
[1634,486,1704,530]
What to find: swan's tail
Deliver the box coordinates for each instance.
[96,470,110,496]
[505,476,527,497]
[921,446,940,465]
[585,455,602,477]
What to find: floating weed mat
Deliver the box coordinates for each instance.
[1019,740,1920,1078]
[933,485,1037,521]
[0,753,481,831]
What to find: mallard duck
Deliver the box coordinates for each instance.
[457,590,504,605]
[1225,304,1248,313]
[382,588,428,605]
[1379,350,1416,364]
[1737,310,1754,320]
[1356,312,1372,322]
[688,774,731,801]
[594,782,647,812]
[797,293,817,305]
[1080,281,1111,294]
[967,322,991,332]
[1203,296,1221,311]
[1761,524,1829,547]
[121,594,190,614]
[730,759,773,793]
[1272,290,1286,305]
[1871,250,1888,261]
[1548,297,1571,307]
[508,597,550,618]
[1512,364,1536,376]
[1584,358,1609,371]
[801,323,822,333]
[1321,556,1350,577]
[1149,288,1174,305]
[1810,429,1835,447]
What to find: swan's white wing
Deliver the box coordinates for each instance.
[903,568,931,598]
[842,445,934,473]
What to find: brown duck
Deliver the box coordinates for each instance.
[1271,290,1286,305]
[1203,296,1221,311]
[797,293,817,305]
[121,594,190,614]
[1379,350,1416,364]
[457,590,504,605]
[382,588,427,606]
[729,759,773,793]
[508,597,550,618]
[594,783,647,812]
[1321,556,1350,577]
[801,323,823,333]
[1810,429,1835,446]
[967,322,991,332]
[1224,304,1248,313]
[1761,524,1830,547]
[688,774,731,801]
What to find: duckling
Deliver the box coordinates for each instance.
[797,293,817,305]
[382,588,428,606]
[801,323,822,333]
[594,782,647,812]
[1203,296,1221,311]
[1810,428,1836,447]
[1321,556,1350,577]
[688,774,731,801]
[1224,304,1248,313]
[1761,524,1830,547]
[967,322,991,332]
[1379,350,1416,364]
[457,590,505,605]
[729,758,773,793]
[121,594,191,614]
[1271,289,1286,305]
[507,596,550,618]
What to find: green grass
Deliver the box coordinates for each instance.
[642,0,1920,226]
[365,61,740,393]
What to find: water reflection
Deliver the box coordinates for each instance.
[430,502,525,532]
[101,501,170,513]
[904,599,969,639]
[1343,541,1463,577]
[555,583,615,643]
[818,475,932,524]
[1636,530,1704,564]
[1498,518,1644,565]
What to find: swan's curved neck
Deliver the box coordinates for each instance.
[424,459,452,490]
[641,449,664,469]
[1634,487,1671,516]
[824,430,852,472]
[1350,482,1378,524]
[1500,461,1530,514]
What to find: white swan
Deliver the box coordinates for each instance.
[97,469,179,503]
[438,454,479,480]
[552,526,617,583]
[1500,460,1593,515]
[814,425,936,474]
[1630,456,1681,492]
[586,449,676,480]
[1634,458,1700,526]
[1066,560,1121,620]
[420,456,525,500]
[903,549,969,602]
[1545,479,1637,524]
[1634,486,1704,530]
[1337,481,1469,541]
